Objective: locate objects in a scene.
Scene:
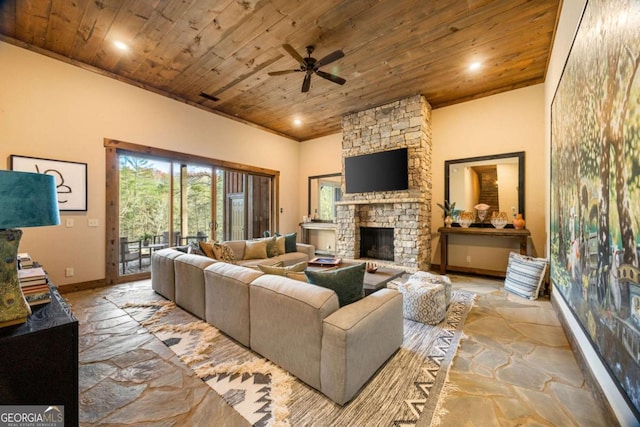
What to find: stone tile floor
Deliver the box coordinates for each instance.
[65,275,608,426]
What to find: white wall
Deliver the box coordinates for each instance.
[0,41,301,286]
[544,1,637,424]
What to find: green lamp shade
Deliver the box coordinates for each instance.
[0,170,60,228]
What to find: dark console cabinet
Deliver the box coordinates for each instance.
[0,285,79,426]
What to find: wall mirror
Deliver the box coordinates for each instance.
[308,173,342,222]
[444,152,525,226]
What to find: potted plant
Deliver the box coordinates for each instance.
[140,233,153,246]
[437,200,456,227]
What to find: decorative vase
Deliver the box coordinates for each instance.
[444,216,454,228]
[513,213,525,229]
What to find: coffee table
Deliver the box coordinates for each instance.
[306,261,405,295]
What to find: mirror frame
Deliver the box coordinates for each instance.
[308,173,341,222]
[444,151,525,226]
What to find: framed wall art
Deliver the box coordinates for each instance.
[550,0,639,418]
[11,155,88,212]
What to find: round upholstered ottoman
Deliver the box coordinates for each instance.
[389,281,446,325]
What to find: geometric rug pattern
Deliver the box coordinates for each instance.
[115,290,475,426]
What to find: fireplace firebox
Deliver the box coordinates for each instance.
[360,227,394,261]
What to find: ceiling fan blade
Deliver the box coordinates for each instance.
[268,70,301,76]
[315,49,344,68]
[282,44,306,67]
[316,70,346,85]
[301,74,312,92]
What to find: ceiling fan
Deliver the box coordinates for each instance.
[268,44,346,93]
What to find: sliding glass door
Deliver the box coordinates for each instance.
[114,147,276,278]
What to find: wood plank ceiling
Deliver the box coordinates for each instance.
[0,0,561,141]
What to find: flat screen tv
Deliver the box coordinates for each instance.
[344,148,409,193]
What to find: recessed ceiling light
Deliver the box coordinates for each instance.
[469,62,481,71]
[293,118,302,126]
[114,40,128,50]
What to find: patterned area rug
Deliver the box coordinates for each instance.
[112,290,475,427]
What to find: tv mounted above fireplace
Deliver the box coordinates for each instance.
[344,148,409,193]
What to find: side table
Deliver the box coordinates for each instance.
[0,283,79,426]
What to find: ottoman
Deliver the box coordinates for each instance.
[405,271,452,308]
[388,281,446,325]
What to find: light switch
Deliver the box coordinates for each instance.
[88,219,99,227]
[66,218,74,227]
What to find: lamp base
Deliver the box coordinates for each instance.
[0,229,32,328]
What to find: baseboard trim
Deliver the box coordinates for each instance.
[550,291,623,426]
[58,279,107,294]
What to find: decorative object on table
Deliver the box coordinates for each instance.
[140,232,153,246]
[17,252,34,269]
[474,203,490,224]
[18,267,51,306]
[307,256,342,267]
[512,213,526,229]
[457,211,475,228]
[437,200,456,227]
[0,170,60,327]
[490,211,509,229]
[10,155,88,212]
[366,262,378,273]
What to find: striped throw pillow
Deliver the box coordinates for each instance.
[504,252,548,300]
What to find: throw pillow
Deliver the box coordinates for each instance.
[305,263,365,307]
[244,239,268,260]
[187,242,205,256]
[286,271,308,282]
[255,236,278,257]
[504,252,548,300]
[258,261,308,276]
[275,235,286,255]
[217,243,236,264]
[284,232,297,253]
[198,241,216,259]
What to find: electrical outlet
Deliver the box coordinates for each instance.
[65,218,74,227]
[466,256,471,263]
[65,267,74,277]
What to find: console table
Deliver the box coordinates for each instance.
[300,221,337,255]
[438,227,531,276]
[0,283,78,426]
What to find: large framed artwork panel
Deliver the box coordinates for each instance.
[10,155,88,212]
[550,0,640,418]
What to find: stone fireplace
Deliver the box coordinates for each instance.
[336,95,432,271]
[360,227,394,261]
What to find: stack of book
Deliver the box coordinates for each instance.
[17,252,34,269]
[18,267,51,306]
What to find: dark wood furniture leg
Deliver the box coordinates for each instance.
[440,233,448,274]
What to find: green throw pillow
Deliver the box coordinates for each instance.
[255,236,278,257]
[258,261,307,276]
[276,232,298,253]
[305,263,365,307]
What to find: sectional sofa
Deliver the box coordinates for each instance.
[151,244,404,405]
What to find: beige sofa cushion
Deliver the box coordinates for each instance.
[174,254,217,319]
[204,262,263,346]
[321,289,404,404]
[250,275,339,389]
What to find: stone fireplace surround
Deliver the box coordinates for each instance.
[336,95,432,271]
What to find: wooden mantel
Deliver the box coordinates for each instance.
[438,226,531,277]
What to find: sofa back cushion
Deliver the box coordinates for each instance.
[249,275,339,389]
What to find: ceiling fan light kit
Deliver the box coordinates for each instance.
[268,44,346,93]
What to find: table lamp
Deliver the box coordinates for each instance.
[0,170,60,327]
